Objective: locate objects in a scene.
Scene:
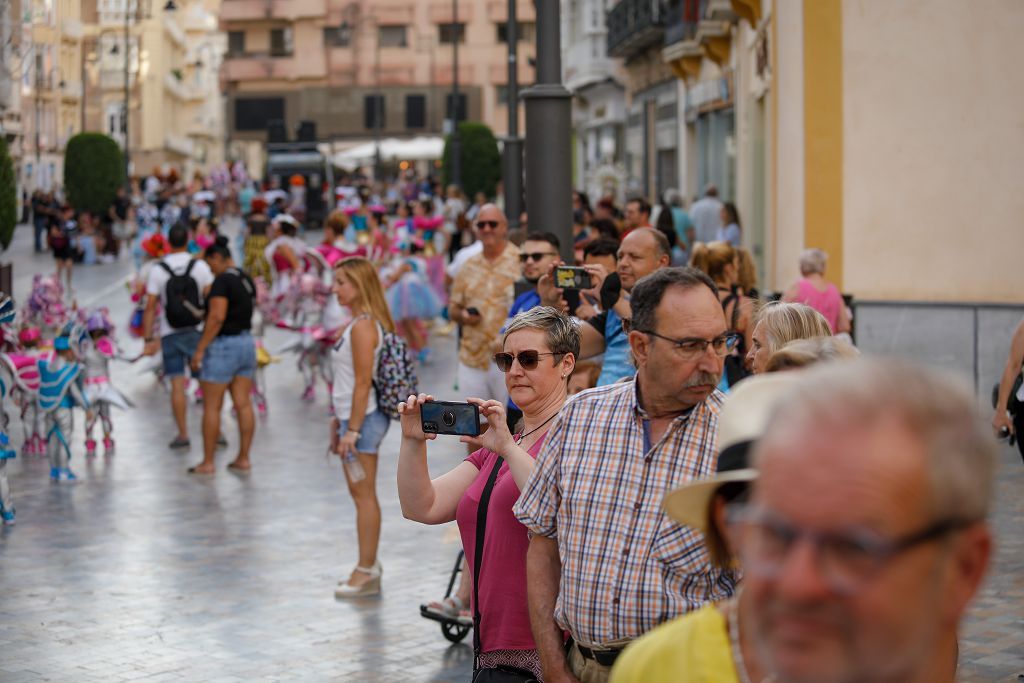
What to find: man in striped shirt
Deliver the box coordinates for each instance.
[515,267,738,683]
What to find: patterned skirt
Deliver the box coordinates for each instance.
[476,649,543,681]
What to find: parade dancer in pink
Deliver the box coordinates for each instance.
[81,310,132,456]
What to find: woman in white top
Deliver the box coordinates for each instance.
[330,256,394,597]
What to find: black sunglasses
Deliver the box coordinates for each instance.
[476,220,500,230]
[493,350,562,372]
[519,252,557,263]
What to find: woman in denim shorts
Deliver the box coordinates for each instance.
[330,257,394,598]
[189,236,258,475]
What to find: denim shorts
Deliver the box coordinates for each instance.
[200,332,257,384]
[161,329,201,377]
[337,410,390,454]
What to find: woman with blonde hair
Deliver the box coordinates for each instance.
[765,336,860,373]
[782,247,851,334]
[745,300,833,374]
[330,257,396,597]
[690,241,755,388]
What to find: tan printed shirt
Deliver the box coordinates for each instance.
[450,242,521,370]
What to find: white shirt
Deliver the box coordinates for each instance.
[690,196,724,244]
[145,251,214,338]
[446,240,484,279]
[331,318,382,419]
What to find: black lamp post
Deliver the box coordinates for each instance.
[449,0,461,189]
[340,7,383,182]
[503,0,522,232]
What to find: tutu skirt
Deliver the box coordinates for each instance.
[387,275,443,321]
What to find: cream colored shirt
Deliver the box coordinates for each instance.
[450,242,521,370]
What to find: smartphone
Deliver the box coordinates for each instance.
[465,307,481,317]
[421,401,481,437]
[554,266,592,290]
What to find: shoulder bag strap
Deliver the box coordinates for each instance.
[472,455,505,670]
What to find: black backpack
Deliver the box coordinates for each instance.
[159,259,204,329]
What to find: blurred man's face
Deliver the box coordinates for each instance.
[617,230,667,292]
[520,239,559,283]
[742,416,988,683]
[584,252,617,278]
[475,205,508,251]
[624,201,647,229]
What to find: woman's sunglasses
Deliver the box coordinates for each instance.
[493,350,562,372]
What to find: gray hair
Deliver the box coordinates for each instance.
[630,267,718,335]
[502,306,580,360]
[753,301,833,355]
[756,359,997,521]
[799,248,828,276]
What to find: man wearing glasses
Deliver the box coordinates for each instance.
[449,205,521,409]
[516,267,739,683]
[734,360,992,683]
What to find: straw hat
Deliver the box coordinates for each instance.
[663,373,802,532]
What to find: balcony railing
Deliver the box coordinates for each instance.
[607,0,666,59]
[663,0,705,46]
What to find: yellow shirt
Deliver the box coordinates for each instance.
[449,242,521,370]
[610,605,739,683]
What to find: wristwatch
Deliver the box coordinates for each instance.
[347,428,362,438]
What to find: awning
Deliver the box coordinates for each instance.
[331,136,445,171]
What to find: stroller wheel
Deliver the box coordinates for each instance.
[441,621,472,643]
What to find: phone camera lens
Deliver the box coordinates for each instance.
[441,411,456,427]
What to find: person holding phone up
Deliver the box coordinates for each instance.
[397,308,579,681]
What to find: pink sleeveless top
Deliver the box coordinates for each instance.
[796,278,842,332]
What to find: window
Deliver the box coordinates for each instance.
[235,97,285,132]
[405,94,426,129]
[364,94,386,130]
[379,25,408,48]
[496,21,536,44]
[438,23,465,45]
[323,26,350,47]
[270,27,293,57]
[227,31,245,56]
[496,84,509,106]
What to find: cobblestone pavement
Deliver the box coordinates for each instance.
[0,223,1021,681]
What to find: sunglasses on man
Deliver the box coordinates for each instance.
[476,220,501,230]
[519,252,558,263]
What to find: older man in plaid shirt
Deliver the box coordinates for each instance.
[514,267,738,683]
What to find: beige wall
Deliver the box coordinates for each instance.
[841,0,1024,302]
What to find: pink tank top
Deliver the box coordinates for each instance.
[796,278,842,332]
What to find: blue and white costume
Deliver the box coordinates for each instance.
[37,335,88,482]
[0,294,18,523]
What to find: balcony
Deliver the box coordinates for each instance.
[221,53,326,82]
[61,19,84,40]
[100,68,136,90]
[663,0,703,46]
[607,0,666,59]
[164,132,194,157]
[220,0,326,23]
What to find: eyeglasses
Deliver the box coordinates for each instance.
[493,350,562,372]
[476,220,500,230]
[519,252,557,263]
[636,329,739,360]
[727,504,977,596]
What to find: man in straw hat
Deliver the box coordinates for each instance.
[616,359,994,683]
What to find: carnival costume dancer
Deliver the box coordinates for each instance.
[383,239,441,362]
[38,327,88,481]
[0,295,19,524]
[264,214,306,300]
[14,327,45,455]
[81,310,133,456]
[277,273,338,402]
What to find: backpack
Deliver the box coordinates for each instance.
[373,329,418,420]
[159,259,204,329]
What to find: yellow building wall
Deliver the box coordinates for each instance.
[841,0,1024,302]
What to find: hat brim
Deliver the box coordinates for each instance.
[663,469,758,532]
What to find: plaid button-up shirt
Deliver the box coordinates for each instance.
[514,378,736,646]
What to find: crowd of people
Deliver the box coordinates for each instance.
[5,168,1019,683]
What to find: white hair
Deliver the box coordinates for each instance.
[799,248,828,276]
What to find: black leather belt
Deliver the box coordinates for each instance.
[575,643,623,667]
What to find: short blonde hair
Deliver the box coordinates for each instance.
[757,359,997,521]
[502,306,580,359]
[799,248,828,276]
[765,336,859,372]
[753,301,832,356]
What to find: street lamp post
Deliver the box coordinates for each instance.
[521,0,573,261]
[449,0,461,190]
[34,67,65,189]
[502,0,523,232]
[340,6,383,182]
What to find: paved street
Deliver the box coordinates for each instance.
[0,223,1021,681]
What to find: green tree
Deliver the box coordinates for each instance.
[0,138,15,250]
[64,133,124,214]
[442,122,501,201]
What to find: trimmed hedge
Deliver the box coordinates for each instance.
[64,133,124,214]
[442,122,501,201]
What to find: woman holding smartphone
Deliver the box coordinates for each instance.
[397,307,578,681]
[330,257,394,598]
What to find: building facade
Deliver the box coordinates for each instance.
[220,0,536,171]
